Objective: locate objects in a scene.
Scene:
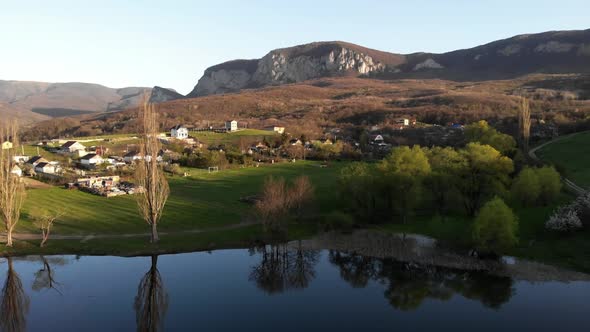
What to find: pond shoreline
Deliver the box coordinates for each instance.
[296,230,590,282]
[3,228,588,282]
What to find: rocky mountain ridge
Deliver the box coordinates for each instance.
[189,29,590,96]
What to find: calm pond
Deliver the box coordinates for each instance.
[1,243,589,331]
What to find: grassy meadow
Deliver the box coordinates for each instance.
[190,129,278,146]
[18,161,345,235]
[537,131,590,188]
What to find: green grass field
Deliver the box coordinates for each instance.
[190,129,278,146]
[378,193,590,272]
[5,151,590,273]
[19,161,345,235]
[537,131,590,188]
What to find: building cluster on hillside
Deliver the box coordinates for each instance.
[66,175,141,197]
[4,138,172,196]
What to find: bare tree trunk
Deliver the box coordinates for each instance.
[151,223,159,243]
[519,97,531,153]
[5,230,12,247]
[40,229,49,248]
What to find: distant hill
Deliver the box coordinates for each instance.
[24,74,590,141]
[0,80,155,123]
[189,29,590,96]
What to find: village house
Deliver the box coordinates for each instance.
[394,118,410,126]
[80,153,104,168]
[371,134,384,144]
[27,156,49,167]
[170,125,189,139]
[76,175,120,188]
[289,138,303,146]
[59,141,86,156]
[35,162,57,174]
[123,151,163,164]
[12,155,29,163]
[11,165,22,177]
[225,120,238,132]
[264,125,285,134]
[123,151,142,163]
[90,146,109,155]
[1,141,13,150]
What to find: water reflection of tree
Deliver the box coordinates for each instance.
[328,251,378,288]
[444,272,514,309]
[249,242,320,294]
[328,251,514,311]
[0,257,30,332]
[32,256,64,294]
[134,256,169,332]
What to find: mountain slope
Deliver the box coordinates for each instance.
[188,41,403,97]
[189,29,590,96]
[0,80,153,123]
[24,74,590,141]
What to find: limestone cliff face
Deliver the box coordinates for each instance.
[148,86,184,103]
[252,46,386,85]
[188,42,396,97]
[188,29,590,97]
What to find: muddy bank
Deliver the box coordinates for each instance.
[295,230,590,282]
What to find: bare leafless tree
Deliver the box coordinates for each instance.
[135,100,170,243]
[134,255,168,332]
[256,177,290,234]
[0,121,26,247]
[31,210,64,247]
[288,176,314,220]
[0,257,30,332]
[518,97,531,153]
[256,176,315,234]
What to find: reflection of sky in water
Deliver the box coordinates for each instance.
[1,250,589,331]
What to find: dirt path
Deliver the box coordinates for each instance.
[528,131,588,195]
[0,221,260,242]
[23,177,53,189]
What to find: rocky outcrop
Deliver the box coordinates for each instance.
[413,58,444,71]
[188,42,399,97]
[189,29,590,96]
[148,86,184,103]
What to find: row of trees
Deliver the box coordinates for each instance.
[339,143,515,224]
[338,140,563,254]
[255,176,315,235]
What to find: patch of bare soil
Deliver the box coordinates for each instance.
[23,177,53,189]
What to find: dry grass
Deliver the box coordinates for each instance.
[24,74,590,140]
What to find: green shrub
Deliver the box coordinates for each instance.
[536,166,562,205]
[472,197,519,255]
[511,167,541,206]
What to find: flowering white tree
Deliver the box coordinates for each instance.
[545,206,583,232]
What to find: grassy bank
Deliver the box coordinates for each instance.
[0,223,318,257]
[19,161,345,235]
[3,158,589,274]
[377,193,590,272]
[537,131,590,188]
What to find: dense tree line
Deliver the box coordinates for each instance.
[338,129,562,254]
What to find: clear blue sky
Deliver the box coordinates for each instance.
[1,0,588,94]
